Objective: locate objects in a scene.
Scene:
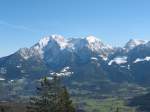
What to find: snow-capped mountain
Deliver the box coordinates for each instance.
[124,39,146,51]
[0,34,150,98]
[1,35,150,77]
[17,35,113,69]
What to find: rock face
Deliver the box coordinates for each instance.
[0,35,150,98]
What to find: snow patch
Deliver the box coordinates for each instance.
[127,65,130,70]
[16,65,22,68]
[47,77,53,80]
[19,48,31,60]
[86,36,101,43]
[10,80,14,82]
[38,35,68,50]
[0,78,5,81]
[50,67,73,77]
[57,66,73,76]
[39,37,51,48]
[133,56,150,63]
[91,57,98,61]
[108,56,127,65]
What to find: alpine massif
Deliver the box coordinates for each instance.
[0,35,150,100]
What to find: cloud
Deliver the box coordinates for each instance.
[0,20,38,33]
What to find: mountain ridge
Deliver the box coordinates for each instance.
[0,34,150,99]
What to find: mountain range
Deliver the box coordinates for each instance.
[0,35,150,99]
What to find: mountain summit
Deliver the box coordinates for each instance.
[124,39,146,50]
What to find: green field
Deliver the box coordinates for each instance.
[73,97,136,112]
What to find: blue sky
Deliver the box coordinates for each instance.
[0,0,150,57]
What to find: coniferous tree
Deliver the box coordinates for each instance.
[58,87,75,112]
[27,75,75,112]
[116,107,119,112]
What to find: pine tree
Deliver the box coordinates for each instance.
[115,107,120,112]
[27,75,75,112]
[58,87,75,112]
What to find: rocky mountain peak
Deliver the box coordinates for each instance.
[124,39,146,50]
